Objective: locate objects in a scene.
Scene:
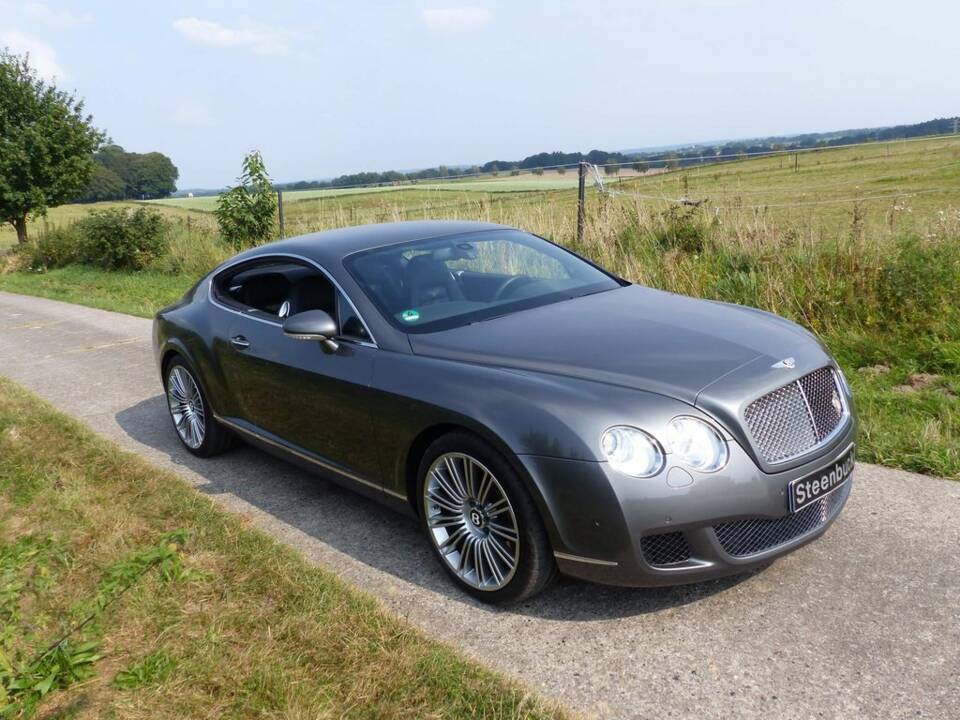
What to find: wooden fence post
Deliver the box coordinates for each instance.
[277,190,285,238]
[577,162,586,245]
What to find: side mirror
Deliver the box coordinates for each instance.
[283,309,339,354]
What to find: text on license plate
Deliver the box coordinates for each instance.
[788,447,855,513]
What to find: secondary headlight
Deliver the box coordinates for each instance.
[600,426,665,477]
[664,416,729,473]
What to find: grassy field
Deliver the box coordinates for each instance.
[5,135,956,250]
[0,378,566,719]
[0,201,212,253]
[145,171,584,212]
[2,134,959,479]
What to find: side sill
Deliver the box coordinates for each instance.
[213,414,407,501]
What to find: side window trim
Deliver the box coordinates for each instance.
[208,253,378,347]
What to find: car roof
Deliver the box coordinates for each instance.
[235,220,512,267]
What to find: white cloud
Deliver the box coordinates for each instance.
[22,3,93,28]
[173,101,216,127]
[0,30,66,79]
[422,7,492,32]
[172,17,294,56]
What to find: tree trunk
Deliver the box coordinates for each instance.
[13,216,28,245]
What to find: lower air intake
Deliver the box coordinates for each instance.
[713,481,851,558]
[640,531,691,567]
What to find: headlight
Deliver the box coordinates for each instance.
[600,426,665,477]
[664,416,729,473]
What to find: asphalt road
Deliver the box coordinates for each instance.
[1,290,957,720]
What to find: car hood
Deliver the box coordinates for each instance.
[408,285,826,404]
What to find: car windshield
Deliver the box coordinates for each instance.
[345,229,622,332]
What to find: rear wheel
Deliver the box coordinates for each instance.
[165,357,233,457]
[418,432,556,604]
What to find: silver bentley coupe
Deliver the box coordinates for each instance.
[153,221,856,603]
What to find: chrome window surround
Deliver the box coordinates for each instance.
[743,366,850,466]
[208,252,378,348]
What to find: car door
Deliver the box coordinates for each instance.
[212,257,381,482]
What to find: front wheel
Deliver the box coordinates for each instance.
[165,357,233,457]
[418,433,556,604]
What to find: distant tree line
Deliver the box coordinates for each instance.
[77,144,179,202]
[269,116,958,193]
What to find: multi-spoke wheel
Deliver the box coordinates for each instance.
[419,433,557,603]
[167,366,206,449]
[164,356,233,457]
[424,453,520,591]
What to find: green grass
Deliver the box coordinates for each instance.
[0,265,193,317]
[829,334,959,478]
[2,134,958,479]
[0,377,567,719]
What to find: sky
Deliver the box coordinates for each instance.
[1,1,956,188]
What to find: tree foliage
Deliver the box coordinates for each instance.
[0,49,103,243]
[82,164,126,202]
[215,151,276,248]
[78,145,179,201]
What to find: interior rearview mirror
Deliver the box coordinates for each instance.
[282,310,339,354]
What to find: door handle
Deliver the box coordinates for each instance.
[230,335,250,350]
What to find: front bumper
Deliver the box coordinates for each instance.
[518,419,856,587]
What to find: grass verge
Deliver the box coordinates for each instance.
[0,266,192,318]
[0,377,566,719]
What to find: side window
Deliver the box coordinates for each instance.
[213,260,336,320]
[337,291,372,342]
[215,264,292,316]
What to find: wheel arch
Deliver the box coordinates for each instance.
[402,421,560,553]
[159,337,198,380]
[157,337,223,418]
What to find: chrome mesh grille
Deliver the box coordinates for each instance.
[714,481,851,558]
[799,367,846,438]
[744,367,845,463]
[640,531,690,567]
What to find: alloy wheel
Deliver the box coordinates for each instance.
[167,366,206,450]
[423,452,520,591]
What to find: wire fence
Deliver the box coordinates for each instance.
[271,132,960,238]
[277,131,960,196]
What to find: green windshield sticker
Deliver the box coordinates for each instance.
[401,309,421,323]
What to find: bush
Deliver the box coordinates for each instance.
[77,207,168,270]
[649,206,711,254]
[875,235,960,332]
[20,224,84,269]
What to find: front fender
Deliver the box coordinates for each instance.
[369,352,718,545]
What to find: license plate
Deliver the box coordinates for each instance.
[788,446,855,513]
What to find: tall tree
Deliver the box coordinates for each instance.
[130,152,178,198]
[79,164,126,202]
[0,49,103,243]
[81,144,179,201]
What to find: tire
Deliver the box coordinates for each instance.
[418,432,557,604]
[164,355,233,458]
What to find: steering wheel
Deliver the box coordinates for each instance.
[492,275,536,301]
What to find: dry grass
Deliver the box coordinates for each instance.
[0,378,568,719]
